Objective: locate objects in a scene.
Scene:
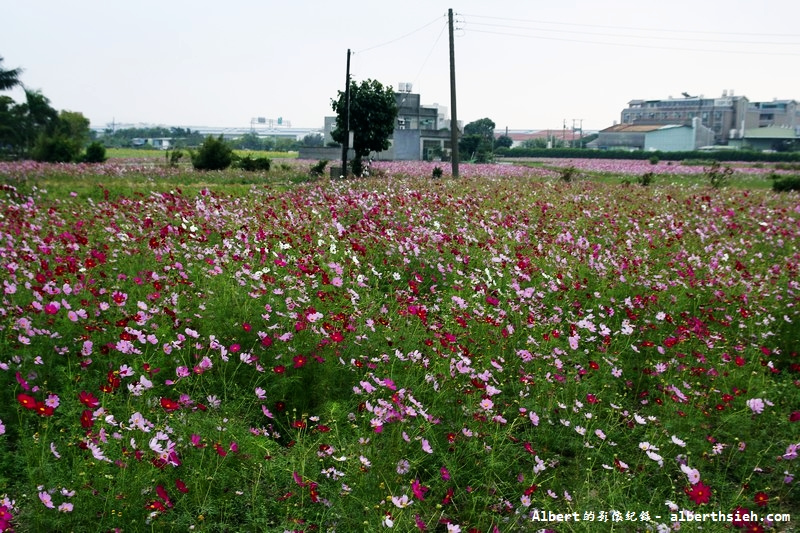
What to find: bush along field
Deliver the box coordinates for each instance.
[0,161,798,532]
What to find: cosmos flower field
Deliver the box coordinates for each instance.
[0,159,798,532]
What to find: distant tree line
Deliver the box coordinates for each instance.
[98,127,325,152]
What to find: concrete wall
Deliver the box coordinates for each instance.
[297,146,354,160]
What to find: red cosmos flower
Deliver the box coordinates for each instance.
[80,409,94,429]
[292,355,307,368]
[411,479,429,500]
[589,360,600,370]
[156,485,173,508]
[160,397,180,412]
[79,390,100,408]
[789,411,800,422]
[35,402,54,417]
[442,486,454,505]
[272,365,286,374]
[213,443,228,457]
[685,481,712,505]
[17,393,37,410]
[330,330,344,343]
[753,491,769,507]
[586,393,599,404]
[145,499,166,512]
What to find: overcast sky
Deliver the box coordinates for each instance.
[3,0,798,132]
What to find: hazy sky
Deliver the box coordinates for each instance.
[3,0,798,132]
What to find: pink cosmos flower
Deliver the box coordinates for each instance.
[39,491,55,509]
[421,439,433,454]
[746,398,765,414]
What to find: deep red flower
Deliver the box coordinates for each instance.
[80,409,94,428]
[213,443,228,457]
[292,355,307,368]
[160,397,180,412]
[17,393,37,410]
[442,486,454,505]
[79,390,100,408]
[753,491,769,507]
[175,479,189,493]
[411,479,429,500]
[145,499,166,512]
[35,402,54,417]
[156,485,173,508]
[685,481,712,505]
[789,411,800,422]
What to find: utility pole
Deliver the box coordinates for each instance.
[448,8,459,178]
[340,48,351,179]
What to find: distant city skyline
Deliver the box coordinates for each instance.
[3,0,798,132]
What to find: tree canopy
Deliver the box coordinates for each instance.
[330,78,397,166]
[459,117,497,162]
[0,56,23,91]
[0,59,95,162]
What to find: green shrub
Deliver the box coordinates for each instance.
[234,154,271,171]
[772,175,800,192]
[81,141,107,163]
[637,172,655,186]
[648,155,659,165]
[190,135,233,170]
[310,160,328,176]
[704,161,734,188]
[431,166,443,179]
[558,166,579,183]
[167,149,184,167]
[32,134,82,162]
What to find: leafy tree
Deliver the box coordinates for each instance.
[19,89,59,153]
[460,118,496,162]
[0,56,23,91]
[302,133,324,147]
[235,132,265,151]
[82,141,107,163]
[32,110,91,162]
[331,78,397,174]
[494,134,513,149]
[190,135,233,170]
[520,137,565,149]
[463,117,496,140]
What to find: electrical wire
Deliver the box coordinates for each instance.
[464,27,800,56]
[459,12,800,39]
[463,20,800,47]
[355,14,446,54]
[457,12,800,56]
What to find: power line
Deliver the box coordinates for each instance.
[462,20,800,47]
[355,14,446,54]
[460,12,800,39]
[464,28,800,57]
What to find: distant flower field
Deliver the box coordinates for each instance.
[0,160,798,532]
